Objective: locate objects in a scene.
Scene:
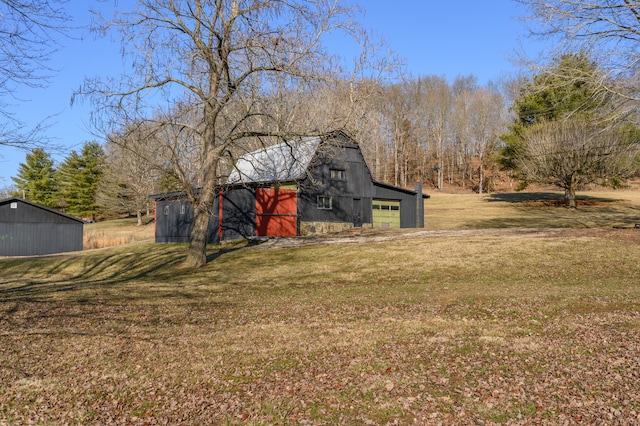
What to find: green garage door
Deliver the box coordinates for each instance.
[372,199,400,229]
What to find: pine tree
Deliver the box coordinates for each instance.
[499,53,639,207]
[500,53,606,176]
[10,148,58,208]
[56,141,105,219]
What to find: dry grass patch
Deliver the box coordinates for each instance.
[83,217,155,250]
[2,191,640,424]
[2,227,640,424]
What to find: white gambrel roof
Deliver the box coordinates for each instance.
[227,136,322,184]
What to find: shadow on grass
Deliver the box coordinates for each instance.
[205,238,264,263]
[487,192,624,205]
[0,240,262,304]
[469,192,640,229]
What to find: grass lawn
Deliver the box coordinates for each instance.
[1,191,640,424]
[425,189,640,229]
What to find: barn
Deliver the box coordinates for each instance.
[0,197,84,256]
[152,131,429,244]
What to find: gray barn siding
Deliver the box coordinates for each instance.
[219,188,256,241]
[0,198,83,256]
[0,222,82,256]
[298,143,374,225]
[155,200,193,243]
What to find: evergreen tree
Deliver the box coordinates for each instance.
[56,141,105,218]
[500,52,606,178]
[514,53,603,126]
[158,168,183,193]
[499,53,639,207]
[10,148,58,207]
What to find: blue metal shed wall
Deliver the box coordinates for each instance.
[0,200,80,224]
[0,199,83,256]
[0,222,83,256]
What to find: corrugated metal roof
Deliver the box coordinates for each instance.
[227,136,321,184]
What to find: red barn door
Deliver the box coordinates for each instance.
[255,188,297,237]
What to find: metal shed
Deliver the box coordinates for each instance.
[0,197,84,256]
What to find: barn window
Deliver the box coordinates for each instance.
[10,202,17,209]
[317,196,332,210]
[180,204,186,215]
[330,169,346,180]
[163,205,170,215]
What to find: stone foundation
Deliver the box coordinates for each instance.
[300,221,353,236]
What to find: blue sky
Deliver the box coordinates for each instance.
[0,0,543,187]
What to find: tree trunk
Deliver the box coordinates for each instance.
[183,147,219,268]
[564,187,577,208]
[478,162,484,195]
[136,210,142,226]
[184,201,211,268]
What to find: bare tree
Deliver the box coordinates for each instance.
[344,74,508,193]
[517,117,640,207]
[450,77,476,190]
[340,81,389,181]
[0,185,14,199]
[0,0,70,150]
[97,126,161,225]
[467,87,505,194]
[378,82,415,187]
[79,0,378,267]
[518,0,640,103]
[422,76,453,190]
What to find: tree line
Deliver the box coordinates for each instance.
[3,0,640,267]
[347,75,506,194]
[9,142,105,221]
[7,73,509,221]
[8,52,640,223]
[9,138,178,225]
